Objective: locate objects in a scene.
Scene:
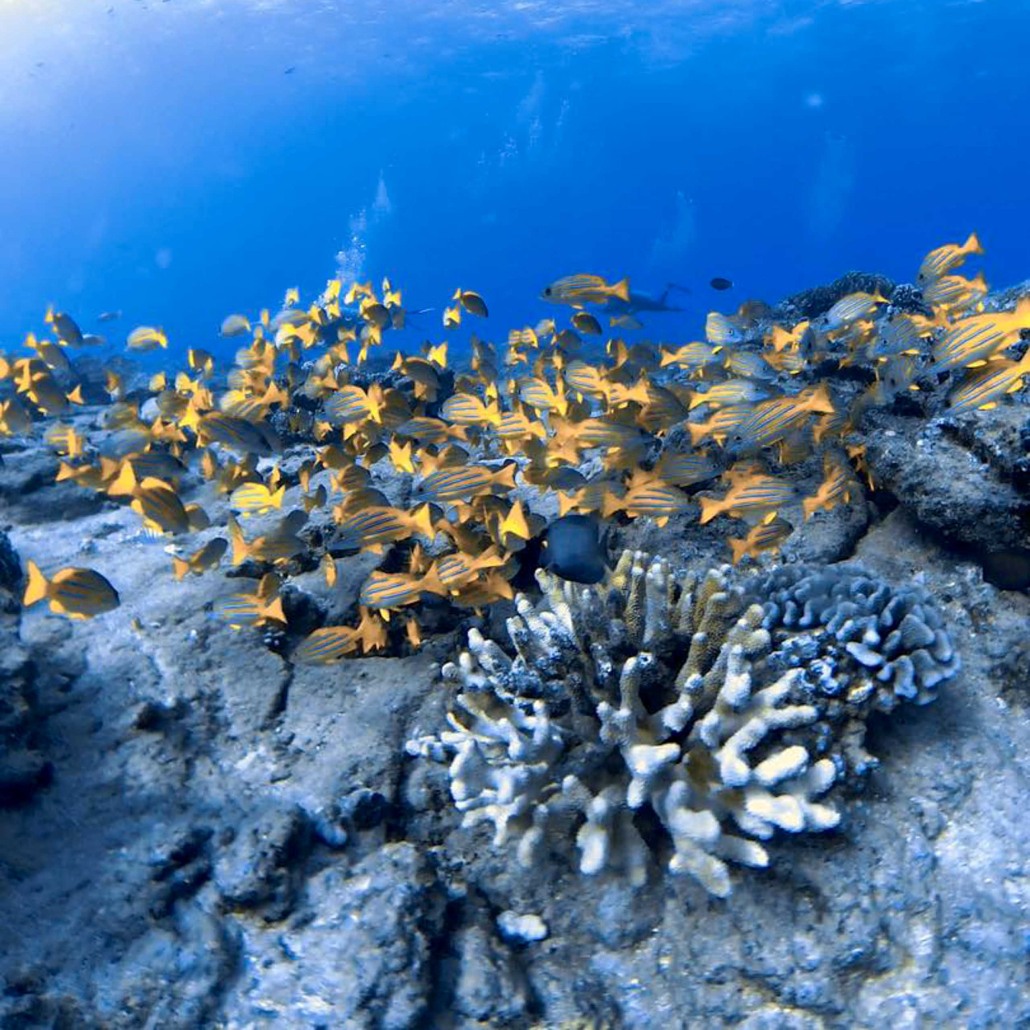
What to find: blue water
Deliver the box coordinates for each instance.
[1,0,1026,357]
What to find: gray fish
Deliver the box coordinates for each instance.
[49,311,84,347]
[603,283,689,315]
[540,514,608,585]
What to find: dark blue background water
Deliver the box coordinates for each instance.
[1,0,1026,360]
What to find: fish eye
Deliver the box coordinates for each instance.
[544,288,551,296]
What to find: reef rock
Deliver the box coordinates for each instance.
[0,439,105,524]
[863,408,1030,555]
[0,531,46,807]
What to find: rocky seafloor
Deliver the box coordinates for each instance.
[2,326,1030,1029]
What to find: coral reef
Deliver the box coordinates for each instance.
[2,431,1028,1025]
[405,552,951,898]
[776,271,898,321]
[409,550,959,896]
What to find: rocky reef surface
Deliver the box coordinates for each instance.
[1,342,1030,1028]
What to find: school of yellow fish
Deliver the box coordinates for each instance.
[2,234,1028,659]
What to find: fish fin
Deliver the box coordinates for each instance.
[23,560,49,606]
[172,557,190,581]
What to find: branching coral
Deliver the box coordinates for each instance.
[408,552,959,897]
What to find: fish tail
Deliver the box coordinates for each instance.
[600,491,625,518]
[801,496,820,521]
[965,231,983,255]
[686,422,710,446]
[264,597,286,625]
[728,537,748,564]
[410,504,436,541]
[23,560,49,607]
[494,463,517,491]
[172,557,190,581]
[272,485,286,508]
[611,278,631,303]
[228,517,249,565]
[698,497,723,525]
[806,382,835,414]
[108,460,140,498]
[418,564,446,598]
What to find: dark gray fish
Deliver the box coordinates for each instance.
[603,283,689,315]
[50,311,84,346]
[540,514,608,584]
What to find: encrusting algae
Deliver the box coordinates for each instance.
[0,235,1024,667]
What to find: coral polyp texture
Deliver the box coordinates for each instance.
[408,550,960,897]
[759,563,961,714]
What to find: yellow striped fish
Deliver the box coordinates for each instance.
[415,463,516,504]
[541,274,630,306]
[729,516,793,564]
[927,299,1030,376]
[917,232,983,286]
[230,481,287,516]
[699,473,798,525]
[945,351,1030,415]
[293,610,388,663]
[23,561,120,619]
[440,392,500,427]
[171,538,229,580]
[332,506,435,552]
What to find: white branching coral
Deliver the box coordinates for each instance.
[409,551,851,897]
